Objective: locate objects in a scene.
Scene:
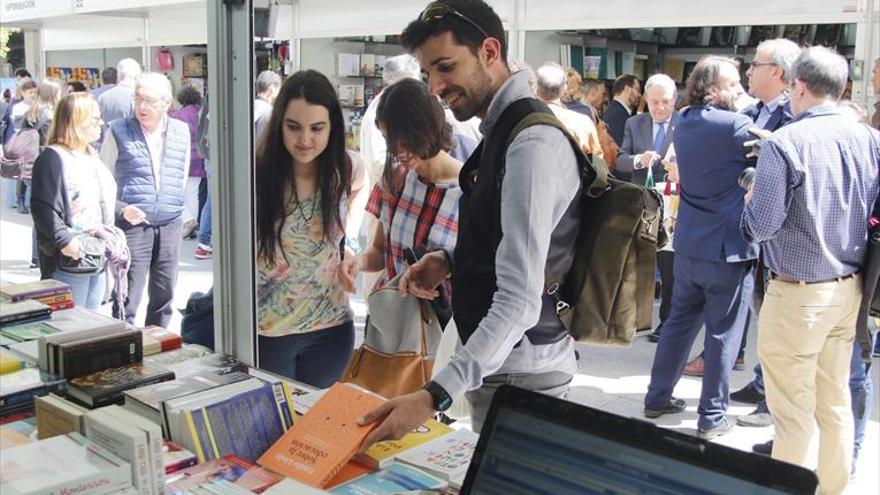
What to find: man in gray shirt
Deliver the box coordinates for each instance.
[98,58,142,126]
[254,70,281,140]
[358,0,580,445]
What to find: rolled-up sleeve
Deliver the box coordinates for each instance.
[432,126,580,400]
[741,139,793,243]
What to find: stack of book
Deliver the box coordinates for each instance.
[143,344,244,378]
[0,280,74,312]
[0,432,134,495]
[0,368,66,417]
[82,405,165,495]
[140,326,181,356]
[0,300,51,327]
[67,362,175,409]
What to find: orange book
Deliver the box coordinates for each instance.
[257,382,386,488]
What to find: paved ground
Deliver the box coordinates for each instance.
[1,190,877,493]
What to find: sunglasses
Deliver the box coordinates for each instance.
[419,2,489,40]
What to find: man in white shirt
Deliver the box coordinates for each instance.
[100,73,191,327]
[254,70,282,140]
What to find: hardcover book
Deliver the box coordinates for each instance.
[0,432,133,495]
[100,405,166,495]
[0,300,51,327]
[0,279,72,301]
[356,419,454,469]
[0,368,66,415]
[163,440,198,474]
[143,344,212,367]
[83,408,154,495]
[55,328,143,379]
[0,321,60,342]
[257,382,386,488]
[161,352,246,379]
[67,363,175,408]
[141,325,182,355]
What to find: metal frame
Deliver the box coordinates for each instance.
[207,0,258,364]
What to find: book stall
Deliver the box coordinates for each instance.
[0,280,477,495]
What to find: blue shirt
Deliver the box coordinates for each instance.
[742,105,880,281]
[754,93,786,129]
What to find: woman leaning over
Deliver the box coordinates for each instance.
[255,70,366,388]
[30,93,116,309]
[339,78,470,299]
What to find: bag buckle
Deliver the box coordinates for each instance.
[546,282,560,296]
[556,300,571,315]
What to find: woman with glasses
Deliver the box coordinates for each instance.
[256,70,367,388]
[30,93,117,309]
[339,78,472,302]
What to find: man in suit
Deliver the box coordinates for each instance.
[602,74,641,147]
[643,56,757,439]
[616,73,678,186]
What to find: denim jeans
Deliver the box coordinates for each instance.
[850,338,873,461]
[2,177,17,208]
[51,269,106,310]
[197,160,212,247]
[257,321,355,389]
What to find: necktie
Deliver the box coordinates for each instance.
[653,122,667,152]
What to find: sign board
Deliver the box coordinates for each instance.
[0,0,72,24]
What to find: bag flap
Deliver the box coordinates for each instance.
[365,275,443,356]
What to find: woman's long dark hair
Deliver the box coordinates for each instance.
[376,78,452,196]
[256,70,351,266]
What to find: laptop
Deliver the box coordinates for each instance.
[460,385,818,494]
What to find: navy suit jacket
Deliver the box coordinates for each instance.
[616,111,679,185]
[602,99,632,146]
[741,97,793,132]
[672,105,759,263]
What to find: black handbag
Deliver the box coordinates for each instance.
[57,234,107,275]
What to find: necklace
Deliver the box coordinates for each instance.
[292,195,318,224]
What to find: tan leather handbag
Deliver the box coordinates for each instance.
[340,276,443,399]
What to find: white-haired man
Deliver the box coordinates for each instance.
[535,62,604,160]
[98,58,143,126]
[254,70,282,139]
[742,46,879,494]
[100,72,190,327]
[615,73,679,343]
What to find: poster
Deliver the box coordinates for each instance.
[45,67,101,89]
[584,56,602,79]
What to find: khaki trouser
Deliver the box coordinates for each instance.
[758,276,859,495]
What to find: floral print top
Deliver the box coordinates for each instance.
[257,191,353,336]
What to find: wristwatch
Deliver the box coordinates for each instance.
[423,381,453,412]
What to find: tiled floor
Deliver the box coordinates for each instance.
[2,190,877,494]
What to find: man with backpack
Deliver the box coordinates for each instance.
[357,0,582,442]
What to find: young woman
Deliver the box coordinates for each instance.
[338,78,471,297]
[256,70,365,388]
[30,93,116,309]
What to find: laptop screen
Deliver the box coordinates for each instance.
[461,386,817,495]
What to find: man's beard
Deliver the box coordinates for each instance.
[444,64,493,121]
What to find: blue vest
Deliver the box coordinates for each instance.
[110,117,189,226]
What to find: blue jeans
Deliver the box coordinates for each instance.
[51,269,106,310]
[257,321,355,389]
[197,160,212,247]
[850,338,873,460]
[2,177,17,208]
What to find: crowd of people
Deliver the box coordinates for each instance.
[1,1,879,493]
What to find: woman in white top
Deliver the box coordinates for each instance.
[30,93,117,309]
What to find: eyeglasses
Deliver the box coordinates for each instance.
[418,1,489,40]
[134,94,164,108]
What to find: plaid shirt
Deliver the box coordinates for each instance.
[742,105,880,281]
[366,170,461,291]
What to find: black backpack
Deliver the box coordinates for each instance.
[180,288,215,351]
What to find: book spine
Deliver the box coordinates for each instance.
[143,426,166,495]
[184,409,210,463]
[268,381,290,431]
[84,417,152,495]
[7,287,71,301]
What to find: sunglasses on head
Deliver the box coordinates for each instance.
[419,2,489,40]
